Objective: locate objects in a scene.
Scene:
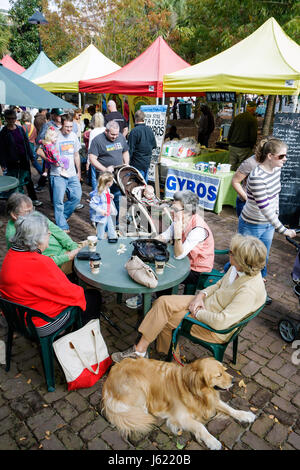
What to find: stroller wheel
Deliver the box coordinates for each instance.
[278,318,299,343]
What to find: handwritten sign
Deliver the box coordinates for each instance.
[273,113,300,226]
[140,105,168,182]
[165,168,220,211]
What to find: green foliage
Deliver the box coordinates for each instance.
[179,0,300,64]
[8,0,43,68]
[0,13,11,57]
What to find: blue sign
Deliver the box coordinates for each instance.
[165,168,220,211]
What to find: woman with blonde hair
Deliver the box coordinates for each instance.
[89,171,117,240]
[112,234,267,362]
[239,136,296,282]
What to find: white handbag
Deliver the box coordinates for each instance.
[53,319,112,390]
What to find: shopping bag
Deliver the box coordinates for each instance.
[53,319,112,390]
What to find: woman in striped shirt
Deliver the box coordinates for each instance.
[238,136,296,279]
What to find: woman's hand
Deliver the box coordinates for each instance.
[67,247,82,261]
[189,292,206,317]
[285,229,297,238]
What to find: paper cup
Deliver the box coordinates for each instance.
[155,255,166,275]
[89,253,101,274]
[87,235,98,252]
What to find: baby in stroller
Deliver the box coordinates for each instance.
[114,165,172,237]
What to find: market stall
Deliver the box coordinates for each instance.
[159,139,234,213]
[1,54,25,74]
[161,17,300,214]
[34,44,120,93]
[22,51,57,81]
[163,18,300,96]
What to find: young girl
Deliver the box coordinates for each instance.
[39,126,68,177]
[89,172,118,240]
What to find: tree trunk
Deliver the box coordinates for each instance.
[262,95,276,136]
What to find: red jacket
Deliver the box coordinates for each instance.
[0,249,86,326]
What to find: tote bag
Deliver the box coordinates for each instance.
[53,319,112,390]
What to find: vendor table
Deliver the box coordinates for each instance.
[74,237,190,317]
[162,158,236,214]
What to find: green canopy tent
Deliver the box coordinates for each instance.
[0,64,75,109]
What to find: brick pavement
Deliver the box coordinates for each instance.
[0,172,299,452]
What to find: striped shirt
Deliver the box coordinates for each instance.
[241,165,286,233]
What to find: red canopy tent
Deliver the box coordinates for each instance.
[79,36,190,98]
[1,55,26,74]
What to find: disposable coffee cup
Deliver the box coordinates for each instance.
[89,253,101,274]
[87,235,98,252]
[155,255,166,275]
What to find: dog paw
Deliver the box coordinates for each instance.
[235,410,256,423]
[202,435,222,451]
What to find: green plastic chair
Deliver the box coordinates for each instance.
[184,249,229,295]
[168,304,266,364]
[0,298,82,392]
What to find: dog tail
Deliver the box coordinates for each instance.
[102,398,156,437]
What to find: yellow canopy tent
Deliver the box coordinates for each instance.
[163,18,300,96]
[34,44,120,93]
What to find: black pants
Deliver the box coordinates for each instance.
[82,288,102,325]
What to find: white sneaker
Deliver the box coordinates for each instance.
[125,295,143,309]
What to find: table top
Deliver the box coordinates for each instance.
[74,237,190,295]
[0,176,19,192]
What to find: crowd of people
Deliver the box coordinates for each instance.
[0,98,297,367]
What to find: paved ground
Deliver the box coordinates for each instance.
[0,170,299,452]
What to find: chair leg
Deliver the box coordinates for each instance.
[232,338,238,365]
[5,329,13,372]
[213,346,225,363]
[39,338,56,392]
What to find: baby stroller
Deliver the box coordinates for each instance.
[278,230,300,342]
[113,165,172,237]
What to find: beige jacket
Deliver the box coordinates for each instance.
[194,267,266,342]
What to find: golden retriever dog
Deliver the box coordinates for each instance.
[102,356,256,450]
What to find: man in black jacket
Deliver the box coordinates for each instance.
[128,110,157,182]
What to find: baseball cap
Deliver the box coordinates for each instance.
[51,108,64,116]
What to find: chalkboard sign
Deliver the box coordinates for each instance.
[273,113,300,227]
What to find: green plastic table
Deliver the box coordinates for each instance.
[74,237,191,316]
[0,175,19,192]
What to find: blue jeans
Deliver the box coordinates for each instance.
[236,197,245,218]
[50,175,82,230]
[97,216,117,240]
[238,216,275,278]
[137,169,149,183]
